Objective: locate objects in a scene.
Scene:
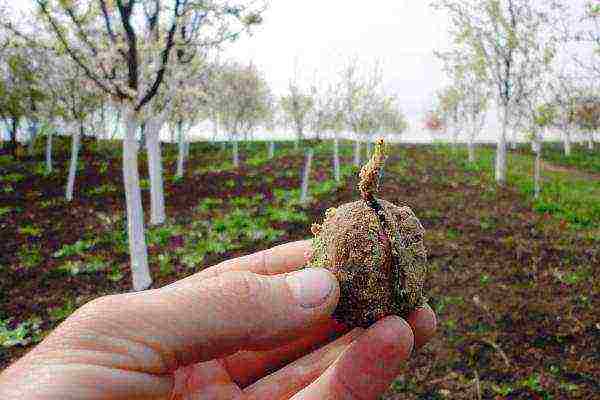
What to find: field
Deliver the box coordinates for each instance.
[1,138,598,399]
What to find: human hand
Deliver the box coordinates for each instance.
[0,240,436,400]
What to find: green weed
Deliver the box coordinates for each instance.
[53,239,96,258]
[0,317,43,347]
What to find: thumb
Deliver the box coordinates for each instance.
[51,268,340,374]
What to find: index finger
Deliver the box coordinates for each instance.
[164,240,313,290]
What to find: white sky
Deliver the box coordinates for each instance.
[223,1,452,123]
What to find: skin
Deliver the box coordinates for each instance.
[0,240,436,400]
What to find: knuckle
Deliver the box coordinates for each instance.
[213,271,265,305]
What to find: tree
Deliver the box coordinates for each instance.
[339,57,365,166]
[0,41,46,159]
[23,0,264,291]
[574,95,600,150]
[280,75,313,150]
[56,65,101,202]
[436,50,490,161]
[432,0,563,183]
[214,61,271,167]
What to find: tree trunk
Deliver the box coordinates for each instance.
[145,119,166,225]
[468,138,476,163]
[366,134,373,159]
[495,105,508,184]
[563,129,571,156]
[300,148,314,204]
[268,141,275,159]
[176,121,186,178]
[65,126,82,202]
[123,109,152,292]
[233,137,240,168]
[510,128,517,150]
[534,144,541,199]
[46,127,53,174]
[353,136,361,167]
[333,134,341,182]
[28,121,39,156]
[100,104,107,139]
[10,118,18,159]
[139,123,146,150]
[588,133,594,151]
[112,109,121,140]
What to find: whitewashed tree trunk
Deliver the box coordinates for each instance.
[65,126,81,202]
[333,134,341,182]
[510,128,517,150]
[468,136,476,163]
[453,126,459,148]
[534,140,541,199]
[112,109,121,140]
[28,121,39,156]
[268,141,275,159]
[563,129,571,156]
[233,136,240,168]
[366,134,373,159]
[176,121,186,178]
[300,148,314,204]
[46,127,53,174]
[123,109,152,292]
[495,105,508,184]
[353,136,361,167]
[145,119,166,225]
[588,133,594,151]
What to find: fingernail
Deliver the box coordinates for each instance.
[287,268,334,308]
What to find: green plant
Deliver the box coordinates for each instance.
[157,253,174,276]
[265,206,308,224]
[230,194,264,209]
[0,317,43,347]
[181,251,205,270]
[480,274,491,285]
[32,162,52,176]
[56,259,106,276]
[0,206,11,218]
[18,245,43,268]
[53,239,96,258]
[146,224,183,247]
[107,265,124,282]
[312,179,343,197]
[86,184,117,196]
[1,173,25,183]
[18,224,42,237]
[48,299,77,322]
[140,179,150,190]
[196,198,224,213]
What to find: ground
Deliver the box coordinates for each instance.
[0,138,598,399]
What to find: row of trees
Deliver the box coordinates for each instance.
[0,2,408,292]
[429,0,599,183]
[1,0,266,291]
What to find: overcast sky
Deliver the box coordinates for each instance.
[223,1,452,123]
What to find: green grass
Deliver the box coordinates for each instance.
[436,145,600,229]
[541,142,600,174]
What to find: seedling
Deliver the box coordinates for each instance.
[307,139,429,327]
